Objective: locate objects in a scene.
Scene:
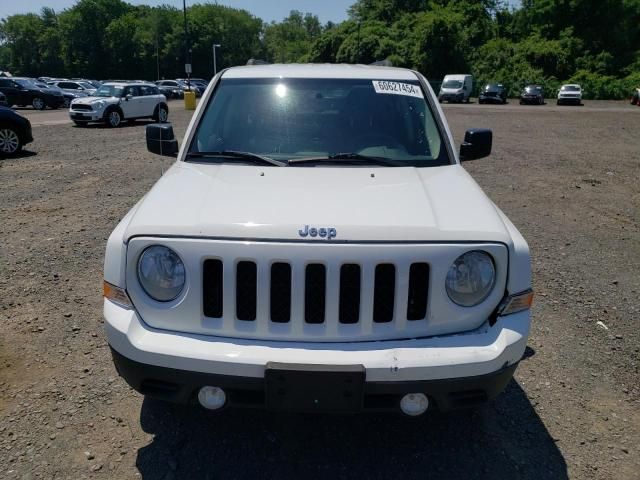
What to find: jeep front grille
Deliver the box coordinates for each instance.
[202,259,429,327]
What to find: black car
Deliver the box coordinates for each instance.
[0,106,33,156]
[479,83,507,104]
[0,77,65,110]
[39,82,87,108]
[155,80,184,99]
[519,85,544,105]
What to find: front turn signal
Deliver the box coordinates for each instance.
[104,281,133,309]
[497,289,534,316]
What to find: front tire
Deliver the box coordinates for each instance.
[0,127,22,155]
[32,97,46,110]
[105,109,122,128]
[154,104,168,122]
[63,98,71,108]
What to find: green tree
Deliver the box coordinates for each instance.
[264,10,322,63]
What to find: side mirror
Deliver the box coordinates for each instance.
[459,128,492,161]
[146,123,178,157]
[125,94,133,101]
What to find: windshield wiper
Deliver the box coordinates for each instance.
[186,150,287,167]
[288,153,404,167]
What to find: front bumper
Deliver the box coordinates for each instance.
[557,96,581,104]
[104,300,529,411]
[438,93,464,103]
[69,110,103,121]
[520,96,542,104]
[479,95,504,104]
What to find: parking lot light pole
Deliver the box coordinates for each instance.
[213,44,221,76]
[183,0,190,89]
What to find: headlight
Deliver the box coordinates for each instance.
[94,100,105,109]
[137,245,186,302]
[445,251,496,307]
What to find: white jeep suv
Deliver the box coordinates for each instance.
[103,64,533,415]
[557,84,582,105]
[69,82,168,127]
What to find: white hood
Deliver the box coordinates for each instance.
[72,96,115,104]
[124,162,511,243]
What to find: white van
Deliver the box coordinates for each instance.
[438,74,473,103]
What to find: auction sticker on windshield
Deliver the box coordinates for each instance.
[372,80,423,98]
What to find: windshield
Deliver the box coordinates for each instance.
[79,82,95,90]
[561,85,580,91]
[484,84,501,92]
[14,79,39,89]
[442,80,463,89]
[94,85,124,97]
[189,78,448,166]
[525,86,542,93]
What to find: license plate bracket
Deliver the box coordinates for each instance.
[265,362,365,413]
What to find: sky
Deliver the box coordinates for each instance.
[0,0,355,23]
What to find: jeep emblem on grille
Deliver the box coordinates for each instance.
[298,225,337,240]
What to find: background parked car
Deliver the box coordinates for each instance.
[631,87,640,105]
[48,80,97,96]
[41,83,88,108]
[438,74,473,103]
[557,84,582,105]
[478,83,507,104]
[176,78,206,97]
[71,78,102,89]
[519,85,544,105]
[0,77,65,110]
[155,80,184,99]
[69,82,168,127]
[0,106,33,156]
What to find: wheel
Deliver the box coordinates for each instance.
[539,98,544,105]
[519,100,523,105]
[557,100,561,105]
[63,98,71,108]
[32,97,46,110]
[105,109,122,127]
[154,104,168,122]
[0,127,22,155]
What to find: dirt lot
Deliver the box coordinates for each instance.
[1,99,638,479]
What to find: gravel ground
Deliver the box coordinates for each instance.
[0,100,638,479]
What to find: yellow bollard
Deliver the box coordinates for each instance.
[184,91,196,110]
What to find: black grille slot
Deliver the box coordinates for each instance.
[305,264,326,324]
[270,263,291,323]
[407,263,429,320]
[373,264,395,323]
[339,264,361,324]
[236,261,257,321]
[203,259,223,318]
[72,104,92,111]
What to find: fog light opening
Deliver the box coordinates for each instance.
[198,386,227,410]
[400,393,429,416]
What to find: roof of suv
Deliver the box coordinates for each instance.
[222,63,418,80]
